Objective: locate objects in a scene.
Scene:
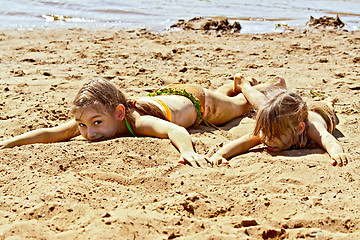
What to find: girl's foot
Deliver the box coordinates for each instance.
[324,97,336,109]
[233,73,258,94]
[323,97,339,125]
[271,75,287,90]
[258,75,287,93]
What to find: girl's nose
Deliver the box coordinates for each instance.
[264,137,273,145]
[260,132,272,145]
[87,127,98,139]
[262,136,276,149]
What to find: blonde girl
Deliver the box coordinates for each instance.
[0,78,275,168]
[210,74,350,167]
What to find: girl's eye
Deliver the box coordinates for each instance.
[78,123,86,128]
[94,120,102,125]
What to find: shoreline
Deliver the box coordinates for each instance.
[1,12,359,34]
[0,27,360,239]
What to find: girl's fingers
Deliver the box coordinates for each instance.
[178,156,200,168]
[211,157,229,166]
[222,160,230,165]
[332,159,337,166]
[332,153,351,167]
[187,158,199,168]
[343,155,348,166]
[178,159,185,164]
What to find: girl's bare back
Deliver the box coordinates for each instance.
[137,95,197,128]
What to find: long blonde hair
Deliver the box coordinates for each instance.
[253,89,309,149]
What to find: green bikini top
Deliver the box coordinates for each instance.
[148,88,203,126]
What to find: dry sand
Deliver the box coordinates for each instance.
[0,25,359,239]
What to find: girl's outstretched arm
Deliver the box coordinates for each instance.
[0,119,80,149]
[135,115,210,168]
[307,118,350,167]
[210,132,261,166]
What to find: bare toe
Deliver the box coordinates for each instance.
[247,77,258,86]
[234,73,253,87]
[233,73,245,94]
[324,97,336,108]
[255,75,287,93]
[272,75,287,89]
[234,73,244,85]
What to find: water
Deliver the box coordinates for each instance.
[0,0,359,33]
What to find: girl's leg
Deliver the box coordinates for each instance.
[216,74,286,97]
[203,89,252,125]
[235,74,267,110]
[235,74,286,110]
[216,78,257,96]
[215,82,237,96]
[204,74,287,125]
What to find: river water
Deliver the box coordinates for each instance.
[0,0,359,33]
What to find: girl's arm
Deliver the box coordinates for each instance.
[307,114,350,166]
[210,132,261,165]
[0,119,80,149]
[135,115,210,168]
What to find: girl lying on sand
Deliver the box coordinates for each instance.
[210,74,350,167]
[0,78,279,168]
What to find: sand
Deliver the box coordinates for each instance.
[0,25,359,239]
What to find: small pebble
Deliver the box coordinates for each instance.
[101,212,111,218]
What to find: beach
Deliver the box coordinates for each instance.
[0,23,360,239]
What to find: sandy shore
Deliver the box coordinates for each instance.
[0,26,360,239]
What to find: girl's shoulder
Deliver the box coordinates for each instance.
[307,101,336,133]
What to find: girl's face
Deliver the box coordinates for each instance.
[75,106,120,142]
[259,130,292,152]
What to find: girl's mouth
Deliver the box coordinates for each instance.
[88,135,104,142]
[267,146,275,151]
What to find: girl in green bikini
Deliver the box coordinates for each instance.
[0,77,281,167]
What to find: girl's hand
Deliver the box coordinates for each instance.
[178,151,211,168]
[209,154,229,166]
[331,152,351,167]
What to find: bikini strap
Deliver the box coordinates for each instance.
[125,118,137,137]
[151,97,173,122]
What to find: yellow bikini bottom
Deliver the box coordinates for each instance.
[151,97,173,122]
